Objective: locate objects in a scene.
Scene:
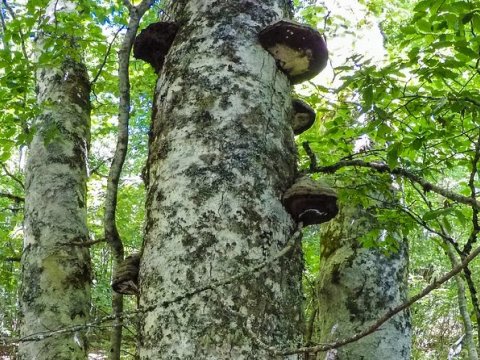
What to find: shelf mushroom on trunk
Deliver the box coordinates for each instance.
[258,20,328,84]
[283,176,338,226]
[112,253,141,295]
[292,99,316,134]
[133,22,179,73]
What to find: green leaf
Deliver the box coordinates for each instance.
[422,208,454,221]
[363,85,373,111]
[387,142,402,169]
[455,43,478,58]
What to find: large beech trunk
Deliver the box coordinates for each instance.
[139,1,304,358]
[19,17,91,359]
[316,203,411,359]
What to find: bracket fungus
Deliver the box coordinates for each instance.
[292,99,316,134]
[283,176,338,226]
[112,253,140,295]
[133,22,179,73]
[259,20,328,84]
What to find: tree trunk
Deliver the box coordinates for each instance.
[18,4,91,358]
[139,1,303,358]
[316,203,411,359]
[105,2,153,358]
[446,244,479,360]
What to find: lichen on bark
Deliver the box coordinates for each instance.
[140,1,303,359]
[315,200,411,360]
[19,18,91,360]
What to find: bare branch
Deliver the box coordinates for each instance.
[90,26,124,86]
[143,224,303,313]
[1,224,302,345]
[0,192,24,202]
[1,163,25,189]
[302,141,317,172]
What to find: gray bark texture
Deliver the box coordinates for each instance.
[19,19,91,360]
[139,1,304,359]
[316,202,411,360]
[446,244,479,360]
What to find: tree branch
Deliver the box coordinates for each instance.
[1,163,25,189]
[1,224,302,345]
[90,26,124,86]
[2,0,29,60]
[0,192,24,202]
[214,243,480,356]
[313,160,480,209]
[302,141,317,172]
[463,128,480,254]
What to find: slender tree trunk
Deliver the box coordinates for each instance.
[104,2,153,358]
[316,203,411,359]
[18,4,91,359]
[446,244,479,360]
[139,1,303,358]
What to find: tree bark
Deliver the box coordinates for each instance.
[446,244,479,360]
[139,1,303,358]
[18,4,91,359]
[316,203,411,359]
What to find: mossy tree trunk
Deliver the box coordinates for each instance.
[19,3,91,359]
[139,1,304,358]
[315,201,411,359]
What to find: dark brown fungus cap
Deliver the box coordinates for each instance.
[292,99,316,134]
[133,22,179,73]
[283,176,338,226]
[112,253,141,295]
[259,20,328,84]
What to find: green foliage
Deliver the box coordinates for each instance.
[297,0,480,357]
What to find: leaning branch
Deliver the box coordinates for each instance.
[1,225,302,345]
[142,224,302,312]
[103,1,155,359]
[313,160,480,209]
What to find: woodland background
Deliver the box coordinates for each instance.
[1,0,480,358]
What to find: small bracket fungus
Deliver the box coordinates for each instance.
[258,20,328,84]
[292,99,316,134]
[133,22,179,73]
[112,253,140,295]
[283,176,338,226]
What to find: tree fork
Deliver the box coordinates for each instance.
[139,1,303,358]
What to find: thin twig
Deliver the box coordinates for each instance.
[1,163,25,189]
[90,26,124,86]
[302,141,317,172]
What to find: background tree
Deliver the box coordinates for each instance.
[312,188,410,359]
[18,1,92,358]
